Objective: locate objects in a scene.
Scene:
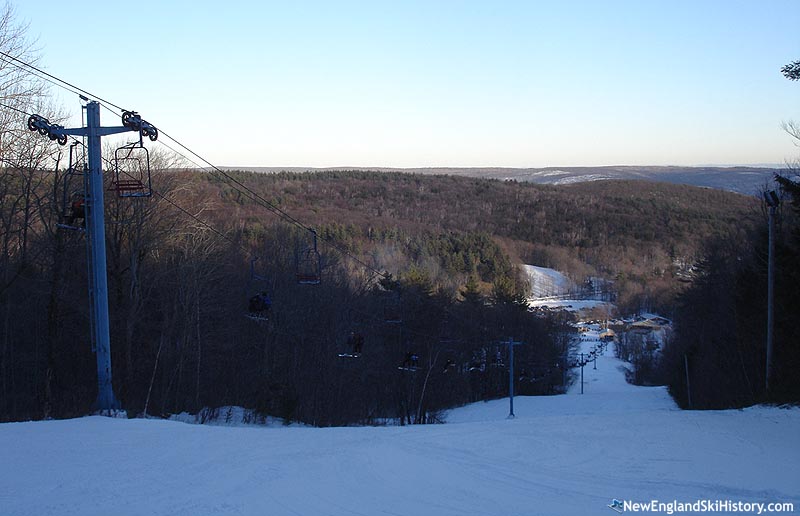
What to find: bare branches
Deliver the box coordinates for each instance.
[781,60,800,81]
[0,2,46,124]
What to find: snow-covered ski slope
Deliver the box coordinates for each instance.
[2,333,799,516]
[523,264,575,299]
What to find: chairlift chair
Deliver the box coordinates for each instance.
[245,257,272,322]
[338,330,364,358]
[56,142,87,232]
[383,291,402,324]
[398,351,420,371]
[491,351,506,368]
[468,349,487,372]
[296,229,321,285]
[111,142,152,198]
[441,359,457,374]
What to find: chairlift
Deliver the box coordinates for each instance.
[490,348,506,368]
[56,142,87,232]
[296,229,321,285]
[245,257,272,322]
[441,359,457,374]
[338,330,364,358]
[436,339,461,374]
[468,349,487,372]
[483,345,506,369]
[398,351,420,371]
[383,291,402,324]
[111,142,152,198]
[109,111,156,198]
[520,365,552,382]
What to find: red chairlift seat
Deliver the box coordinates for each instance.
[112,143,152,198]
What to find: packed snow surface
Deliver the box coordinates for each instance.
[527,298,613,312]
[523,264,575,298]
[2,334,799,515]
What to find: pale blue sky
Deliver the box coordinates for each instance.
[13,0,800,168]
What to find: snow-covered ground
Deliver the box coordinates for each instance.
[523,264,575,299]
[528,297,613,312]
[2,334,799,515]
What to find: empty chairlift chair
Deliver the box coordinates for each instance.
[111,142,152,198]
[296,229,322,285]
[110,111,157,198]
[383,291,402,324]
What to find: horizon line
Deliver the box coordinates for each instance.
[219,163,789,171]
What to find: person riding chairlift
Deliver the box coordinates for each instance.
[65,197,85,226]
[248,291,271,316]
[401,352,419,369]
[347,331,364,355]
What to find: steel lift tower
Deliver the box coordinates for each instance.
[28,101,157,411]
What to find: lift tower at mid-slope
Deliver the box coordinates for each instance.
[28,101,157,411]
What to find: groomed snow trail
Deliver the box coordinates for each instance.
[2,331,798,515]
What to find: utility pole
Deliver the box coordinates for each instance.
[764,190,780,393]
[28,102,157,412]
[499,337,523,418]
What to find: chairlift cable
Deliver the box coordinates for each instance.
[153,127,393,283]
[0,50,127,112]
[0,54,476,332]
[0,101,34,117]
[66,137,250,257]
[0,57,525,347]
[2,63,517,371]
[0,59,460,326]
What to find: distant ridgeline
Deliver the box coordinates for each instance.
[228,165,782,196]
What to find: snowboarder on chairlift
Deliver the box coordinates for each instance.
[248,291,271,316]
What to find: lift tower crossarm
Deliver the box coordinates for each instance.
[27,101,157,412]
[56,125,132,137]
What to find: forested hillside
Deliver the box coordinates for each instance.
[662,172,800,408]
[209,170,758,312]
[0,161,759,423]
